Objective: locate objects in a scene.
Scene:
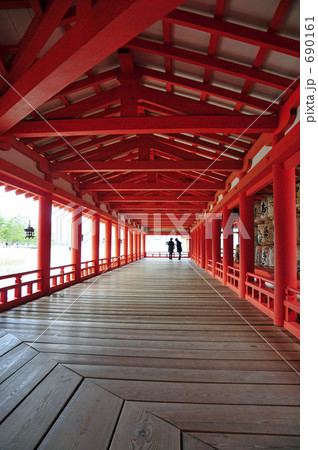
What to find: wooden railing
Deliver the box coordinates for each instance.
[245,272,275,318]
[284,287,300,339]
[98,258,109,272]
[80,260,96,279]
[110,256,119,269]
[50,264,75,290]
[215,262,223,281]
[0,250,141,311]
[207,259,213,272]
[0,269,42,309]
[146,251,189,258]
[227,266,240,294]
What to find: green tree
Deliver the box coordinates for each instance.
[0,214,37,245]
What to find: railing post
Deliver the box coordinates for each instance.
[71,206,82,282]
[38,194,52,295]
[273,163,297,326]
[14,276,21,299]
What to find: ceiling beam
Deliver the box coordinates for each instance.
[81,181,224,191]
[101,195,212,202]
[0,0,186,134]
[44,87,121,119]
[9,115,278,137]
[51,69,119,100]
[50,159,243,172]
[126,38,295,90]
[139,67,279,113]
[9,0,74,84]
[158,134,243,159]
[137,85,241,116]
[164,9,299,57]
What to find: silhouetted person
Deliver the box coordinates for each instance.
[167,238,175,259]
[175,238,182,260]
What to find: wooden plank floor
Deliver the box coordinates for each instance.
[0,258,300,449]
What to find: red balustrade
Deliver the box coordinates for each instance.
[245,273,275,318]
[80,260,96,279]
[98,258,109,272]
[227,266,240,294]
[50,264,76,291]
[0,269,42,310]
[145,251,189,258]
[110,256,119,269]
[215,262,223,281]
[207,259,213,272]
[284,287,300,339]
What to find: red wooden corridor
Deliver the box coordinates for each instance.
[0,0,300,447]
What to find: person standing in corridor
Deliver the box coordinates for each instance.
[167,238,175,259]
[175,238,182,260]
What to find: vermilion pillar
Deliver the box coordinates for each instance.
[105,219,112,266]
[142,234,146,257]
[71,207,82,282]
[223,207,234,285]
[38,195,52,295]
[133,231,138,261]
[239,192,254,298]
[195,228,199,263]
[273,163,297,326]
[191,231,194,261]
[200,224,206,269]
[114,223,120,265]
[92,214,100,274]
[129,230,133,261]
[205,217,212,271]
[212,216,221,278]
[138,233,141,259]
[124,225,128,264]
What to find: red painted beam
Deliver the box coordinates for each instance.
[214,122,300,212]
[50,159,243,172]
[83,181,224,191]
[0,0,186,134]
[137,86,241,116]
[51,69,119,100]
[9,115,278,137]
[150,139,209,161]
[126,38,295,90]
[139,68,279,113]
[44,87,121,120]
[158,134,244,159]
[195,133,251,151]
[51,135,138,163]
[164,10,299,57]
[9,1,74,83]
[102,195,212,202]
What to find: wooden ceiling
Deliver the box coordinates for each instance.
[0,0,300,232]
